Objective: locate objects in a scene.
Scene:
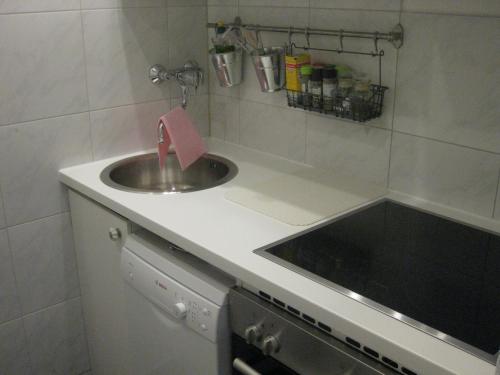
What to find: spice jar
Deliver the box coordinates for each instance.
[299,65,313,107]
[322,67,337,112]
[350,79,372,118]
[337,78,353,112]
[310,67,323,109]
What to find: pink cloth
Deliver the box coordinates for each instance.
[157,106,207,171]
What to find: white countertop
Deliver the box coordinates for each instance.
[59,138,498,375]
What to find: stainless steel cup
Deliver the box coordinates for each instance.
[251,47,285,92]
[210,48,243,88]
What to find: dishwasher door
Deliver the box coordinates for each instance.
[121,248,231,375]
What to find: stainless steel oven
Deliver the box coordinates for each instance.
[229,287,398,375]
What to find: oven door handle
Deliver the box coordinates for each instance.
[233,358,262,375]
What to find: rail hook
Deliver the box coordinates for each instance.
[373,31,380,55]
[338,29,344,53]
[304,27,311,50]
[288,26,293,53]
[255,25,263,49]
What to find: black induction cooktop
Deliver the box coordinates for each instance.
[257,200,500,362]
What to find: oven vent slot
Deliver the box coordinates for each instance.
[382,356,399,369]
[257,290,418,375]
[345,336,361,348]
[363,346,379,358]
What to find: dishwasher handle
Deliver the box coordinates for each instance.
[233,358,262,375]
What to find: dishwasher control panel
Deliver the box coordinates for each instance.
[121,248,224,343]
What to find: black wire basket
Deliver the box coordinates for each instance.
[286,84,388,122]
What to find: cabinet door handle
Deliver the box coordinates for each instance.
[233,358,262,375]
[108,227,122,241]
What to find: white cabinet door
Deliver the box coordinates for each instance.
[69,190,130,375]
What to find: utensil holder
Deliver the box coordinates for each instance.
[210,48,243,88]
[251,47,285,92]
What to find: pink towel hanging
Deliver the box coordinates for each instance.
[157,106,207,171]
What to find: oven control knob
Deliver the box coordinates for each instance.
[244,325,262,345]
[173,302,187,319]
[262,335,280,356]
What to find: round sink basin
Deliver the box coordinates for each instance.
[100,152,238,193]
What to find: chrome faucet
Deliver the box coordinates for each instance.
[149,61,203,109]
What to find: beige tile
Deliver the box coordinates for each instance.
[0,114,92,226]
[394,13,500,153]
[9,214,80,314]
[210,95,240,142]
[0,230,21,324]
[24,298,90,375]
[0,319,31,374]
[90,100,170,159]
[82,8,169,110]
[239,101,306,162]
[310,0,401,11]
[0,12,88,125]
[389,132,500,217]
[402,0,500,16]
[306,114,391,185]
[0,0,79,14]
[82,0,165,8]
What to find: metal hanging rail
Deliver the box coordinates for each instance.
[206,20,404,49]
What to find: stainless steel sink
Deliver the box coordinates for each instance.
[100,152,238,193]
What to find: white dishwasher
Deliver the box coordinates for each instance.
[120,230,234,375]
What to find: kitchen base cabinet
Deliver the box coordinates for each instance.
[69,190,130,375]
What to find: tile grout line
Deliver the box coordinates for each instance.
[78,7,96,162]
[492,169,500,218]
[385,2,403,189]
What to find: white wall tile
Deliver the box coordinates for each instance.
[495,180,500,219]
[168,6,209,97]
[309,8,399,129]
[171,95,210,137]
[389,132,500,216]
[239,101,306,162]
[82,8,170,110]
[24,298,90,375]
[9,214,80,314]
[168,0,207,6]
[0,319,32,375]
[0,230,21,324]
[208,0,236,5]
[310,0,401,11]
[239,0,309,7]
[0,114,92,226]
[0,190,5,229]
[394,13,500,153]
[90,100,170,159]
[306,114,391,185]
[210,95,240,142]
[0,0,79,14]
[82,0,165,9]
[402,0,500,16]
[0,12,88,126]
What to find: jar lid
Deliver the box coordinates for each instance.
[338,78,353,88]
[311,68,323,81]
[323,67,337,79]
[300,65,313,75]
[336,65,352,78]
[354,80,371,92]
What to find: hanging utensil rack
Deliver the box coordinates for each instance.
[207,17,404,123]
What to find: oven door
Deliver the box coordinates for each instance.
[229,287,397,375]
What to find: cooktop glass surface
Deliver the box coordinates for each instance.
[258,200,500,361]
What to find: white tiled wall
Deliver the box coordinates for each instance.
[0,1,209,374]
[208,0,500,220]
